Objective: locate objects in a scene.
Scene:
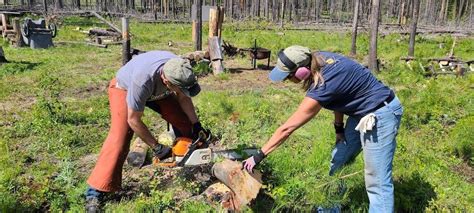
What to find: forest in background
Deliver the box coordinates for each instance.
[0,0,473,28]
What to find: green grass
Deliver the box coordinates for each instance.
[0,16,473,212]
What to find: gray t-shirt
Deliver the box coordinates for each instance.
[116,51,178,111]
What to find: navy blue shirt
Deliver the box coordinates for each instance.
[306,52,392,116]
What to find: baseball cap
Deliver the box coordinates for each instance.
[269,45,311,82]
[163,58,201,97]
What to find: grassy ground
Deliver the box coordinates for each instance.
[0,16,473,212]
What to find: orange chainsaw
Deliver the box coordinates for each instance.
[153,132,258,167]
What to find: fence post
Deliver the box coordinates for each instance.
[122,17,131,65]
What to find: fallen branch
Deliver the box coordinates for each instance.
[56,41,108,48]
[90,11,122,34]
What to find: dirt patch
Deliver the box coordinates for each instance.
[77,153,98,179]
[0,95,36,114]
[453,162,474,183]
[70,83,108,99]
[97,160,217,202]
[199,59,292,92]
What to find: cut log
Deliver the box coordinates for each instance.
[212,159,262,211]
[183,50,210,62]
[127,137,149,168]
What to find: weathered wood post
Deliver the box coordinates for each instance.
[218,6,225,38]
[122,17,131,65]
[209,7,224,75]
[1,14,8,38]
[193,0,202,51]
[209,7,219,37]
[12,18,25,47]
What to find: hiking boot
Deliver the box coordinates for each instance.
[85,197,100,213]
[85,186,103,213]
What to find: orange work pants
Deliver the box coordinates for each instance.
[87,78,192,192]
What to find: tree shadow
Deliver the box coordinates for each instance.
[394,172,437,212]
[227,65,273,73]
[345,172,436,212]
[0,61,42,77]
[250,191,276,213]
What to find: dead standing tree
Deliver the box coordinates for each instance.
[351,0,360,56]
[408,0,420,57]
[369,0,381,72]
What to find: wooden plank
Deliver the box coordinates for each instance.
[212,159,262,211]
[56,41,108,48]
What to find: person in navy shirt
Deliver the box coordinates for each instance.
[243,45,403,212]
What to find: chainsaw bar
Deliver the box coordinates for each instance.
[182,148,259,166]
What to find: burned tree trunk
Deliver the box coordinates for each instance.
[194,0,202,51]
[314,0,321,22]
[369,0,381,72]
[351,0,360,56]
[55,0,63,10]
[280,0,285,28]
[408,0,420,57]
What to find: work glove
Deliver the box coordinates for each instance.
[242,149,265,173]
[153,144,172,160]
[192,122,211,141]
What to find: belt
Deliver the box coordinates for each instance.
[373,91,395,112]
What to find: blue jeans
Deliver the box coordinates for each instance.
[330,97,403,212]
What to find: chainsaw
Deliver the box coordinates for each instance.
[153,132,258,167]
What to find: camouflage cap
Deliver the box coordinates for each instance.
[163,58,201,97]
